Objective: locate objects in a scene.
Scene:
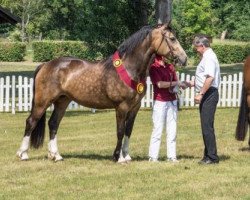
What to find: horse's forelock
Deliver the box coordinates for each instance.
[118,25,153,57]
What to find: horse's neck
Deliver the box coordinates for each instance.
[124,49,154,81]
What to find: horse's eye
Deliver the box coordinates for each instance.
[170,37,176,42]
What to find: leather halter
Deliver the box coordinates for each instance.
[156,30,175,59]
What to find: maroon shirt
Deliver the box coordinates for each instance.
[149,56,177,101]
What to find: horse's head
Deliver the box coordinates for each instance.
[152,24,187,66]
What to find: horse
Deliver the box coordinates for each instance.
[16,23,187,162]
[236,55,250,147]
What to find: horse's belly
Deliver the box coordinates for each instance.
[73,96,115,109]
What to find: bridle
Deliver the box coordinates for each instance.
[156,30,176,61]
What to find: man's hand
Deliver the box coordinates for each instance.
[194,94,203,104]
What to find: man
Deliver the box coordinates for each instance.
[189,35,220,164]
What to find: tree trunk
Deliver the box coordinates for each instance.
[155,0,172,25]
[220,29,227,40]
[129,0,148,28]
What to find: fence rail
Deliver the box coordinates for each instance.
[0,72,243,114]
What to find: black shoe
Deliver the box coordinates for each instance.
[198,157,207,164]
[199,158,219,165]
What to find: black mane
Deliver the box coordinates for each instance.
[103,25,154,69]
[118,25,153,57]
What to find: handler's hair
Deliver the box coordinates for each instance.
[193,34,211,47]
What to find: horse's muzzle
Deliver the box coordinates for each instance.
[174,56,187,67]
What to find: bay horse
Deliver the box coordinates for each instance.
[17,23,187,162]
[236,55,250,147]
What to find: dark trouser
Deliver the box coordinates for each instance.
[199,87,219,161]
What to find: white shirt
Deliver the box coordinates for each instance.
[195,48,220,92]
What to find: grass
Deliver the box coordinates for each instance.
[0,108,249,199]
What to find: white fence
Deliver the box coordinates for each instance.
[0,72,243,114]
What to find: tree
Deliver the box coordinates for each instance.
[155,0,172,24]
[0,0,44,41]
[172,0,216,51]
[212,0,250,41]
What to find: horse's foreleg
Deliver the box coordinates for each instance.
[113,109,127,162]
[48,97,70,162]
[121,106,140,162]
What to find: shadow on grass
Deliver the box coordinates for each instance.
[62,153,112,161]
[62,153,150,161]
[219,154,230,161]
[239,146,250,152]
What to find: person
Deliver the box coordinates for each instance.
[148,55,187,163]
[188,35,220,165]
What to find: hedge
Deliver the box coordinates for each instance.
[32,41,93,62]
[0,42,26,62]
[212,43,250,64]
[190,42,250,64]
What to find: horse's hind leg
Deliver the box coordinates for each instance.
[48,96,70,161]
[17,105,47,160]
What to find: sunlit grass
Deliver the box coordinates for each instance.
[0,108,249,199]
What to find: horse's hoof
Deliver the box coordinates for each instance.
[16,150,29,161]
[124,154,132,162]
[55,155,63,162]
[48,152,63,162]
[118,156,127,164]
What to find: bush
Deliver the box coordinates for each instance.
[32,41,95,62]
[189,41,250,64]
[0,42,26,61]
[212,43,250,64]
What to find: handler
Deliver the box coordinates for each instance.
[189,35,220,165]
[148,55,187,162]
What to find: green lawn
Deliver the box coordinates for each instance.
[0,109,249,199]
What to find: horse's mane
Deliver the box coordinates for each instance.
[104,25,154,68]
[118,25,153,57]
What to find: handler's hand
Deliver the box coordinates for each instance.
[194,94,203,104]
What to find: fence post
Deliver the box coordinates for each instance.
[12,76,16,114]
[227,75,232,107]
[221,76,227,107]
[24,77,28,111]
[232,74,237,107]
[238,72,243,106]
[0,77,4,112]
[29,78,33,110]
[5,76,10,112]
[18,76,23,111]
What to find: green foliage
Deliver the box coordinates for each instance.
[172,0,216,53]
[212,0,250,41]
[212,43,250,64]
[32,41,93,62]
[0,42,26,61]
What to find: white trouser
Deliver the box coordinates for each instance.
[149,100,178,160]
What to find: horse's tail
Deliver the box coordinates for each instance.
[30,64,46,149]
[235,86,249,141]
